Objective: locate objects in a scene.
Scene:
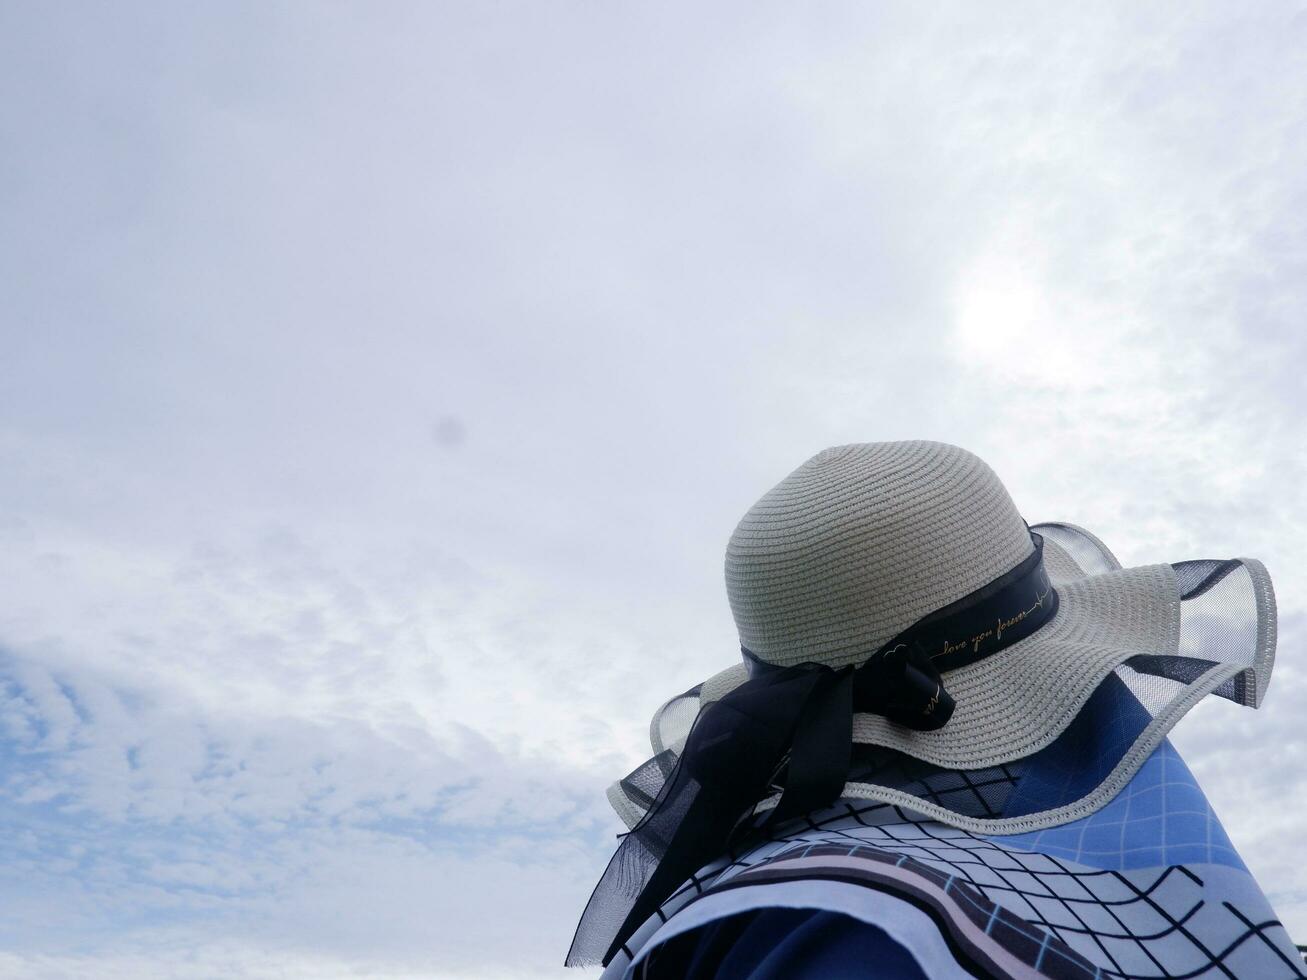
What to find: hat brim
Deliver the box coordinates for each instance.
[609,522,1276,834]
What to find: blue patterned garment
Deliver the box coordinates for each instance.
[601,739,1303,979]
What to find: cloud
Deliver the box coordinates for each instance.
[0,523,632,976]
[0,631,610,978]
[1,1,1306,974]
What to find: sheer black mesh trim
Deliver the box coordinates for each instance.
[1030,522,1122,576]
[650,685,703,755]
[1125,655,1249,706]
[569,741,711,965]
[620,751,681,808]
[1173,559,1244,601]
[1127,654,1220,686]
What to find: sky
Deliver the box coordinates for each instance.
[2,2,1306,977]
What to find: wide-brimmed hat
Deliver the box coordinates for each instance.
[567,440,1276,968]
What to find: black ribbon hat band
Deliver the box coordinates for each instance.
[566,532,1059,967]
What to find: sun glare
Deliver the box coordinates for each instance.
[952,259,1045,356]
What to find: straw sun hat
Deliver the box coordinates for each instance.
[568,439,1277,967]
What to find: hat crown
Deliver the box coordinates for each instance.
[725,441,1033,668]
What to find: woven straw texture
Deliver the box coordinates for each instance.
[726,441,1034,668]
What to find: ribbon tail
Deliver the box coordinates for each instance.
[766,667,853,827]
[891,650,955,730]
[566,670,820,967]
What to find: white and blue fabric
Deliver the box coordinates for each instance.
[603,738,1304,979]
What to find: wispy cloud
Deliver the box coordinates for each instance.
[2,1,1305,976]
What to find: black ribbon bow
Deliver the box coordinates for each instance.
[565,532,1056,968]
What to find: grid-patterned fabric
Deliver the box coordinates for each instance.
[994,743,1244,872]
[602,743,1304,979]
[635,844,1104,979]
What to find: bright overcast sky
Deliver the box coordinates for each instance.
[2,3,1306,978]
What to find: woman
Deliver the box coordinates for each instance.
[568,441,1299,979]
